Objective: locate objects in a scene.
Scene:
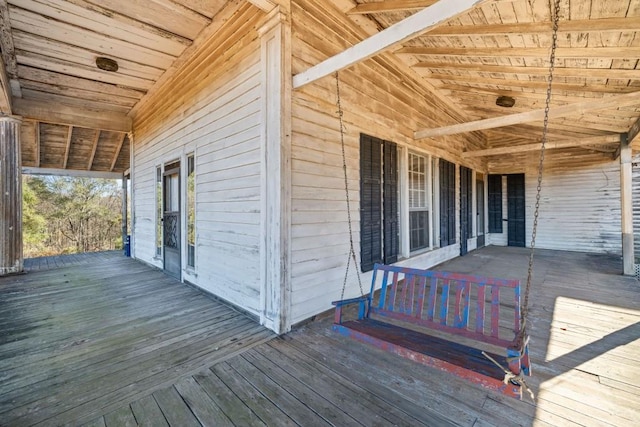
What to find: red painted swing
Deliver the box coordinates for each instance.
[330,1,561,401]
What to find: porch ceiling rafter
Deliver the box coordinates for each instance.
[110,133,127,172]
[347,0,439,15]
[628,116,640,147]
[62,125,73,170]
[463,134,621,157]
[292,0,491,89]
[414,91,640,139]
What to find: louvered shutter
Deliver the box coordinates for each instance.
[488,174,503,233]
[383,140,398,264]
[360,135,383,272]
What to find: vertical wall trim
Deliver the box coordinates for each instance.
[620,133,634,275]
[128,132,135,259]
[259,8,292,334]
[398,146,409,258]
[0,116,22,275]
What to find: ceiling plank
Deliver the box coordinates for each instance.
[464,135,621,157]
[63,126,73,170]
[396,46,640,59]
[414,91,640,139]
[628,116,640,145]
[424,73,636,94]
[17,66,145,100]
[347,1,438,15]
[413,61,640,80]
[110,133,127,172]
[292,0,490,89]
[14,98,132,133]
[426,16,640,36]
[34,120,40,168]
[88,129,101,171]
[246,0,277,12]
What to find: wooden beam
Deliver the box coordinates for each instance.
[414,91,640,139]
[14,98,132,133]
[426,16,640,36]
[62,126,73,170]
[412,61,640,80]
[627,116,640,145]
[110,133,126,172]
[0,52,11,113]
[396,46,640,59]
[0,0,17,78]
[347,0,438,15]
[246,0,277,12]
[424,72,635,94]
[23,166,121,179]
[292,0,489,89]
[88,129,100,171]
[34,120,40,168]
[463,134,621,157]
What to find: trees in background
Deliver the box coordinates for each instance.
[22,176,123,257]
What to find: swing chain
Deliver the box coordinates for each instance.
[336,72,365,301]
[520,0,561,339]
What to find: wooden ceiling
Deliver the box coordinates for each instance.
[1,0,639,174]
[341,0,640,156]
[0,0,230,174]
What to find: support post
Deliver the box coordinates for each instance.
[258,6,292,334]
[0,115,22,275]
[620,133,634,275]
[122,172,128,256]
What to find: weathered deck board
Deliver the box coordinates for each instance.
[0,252,274,426]
[2,247,639,426]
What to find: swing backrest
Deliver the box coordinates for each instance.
[369,264,521,348]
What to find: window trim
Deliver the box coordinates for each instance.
[407,151,431,253]
[155,165,163,259]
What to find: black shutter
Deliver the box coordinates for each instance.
[488,174,503,233]
[439,159,456,247]
[507,174,526,247]
[360,134,383,272]
[383,141,398,264]
[460,166,472,255]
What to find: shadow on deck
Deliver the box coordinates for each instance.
[1,247,639,426]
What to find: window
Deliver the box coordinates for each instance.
[155,166,162,257]
[408,152,429,251]
[439,159,456,247]
[360,134,398,272]
[186,154,195,268]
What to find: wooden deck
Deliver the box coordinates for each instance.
[2,247,639,426]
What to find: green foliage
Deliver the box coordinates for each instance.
[22,176,123,257]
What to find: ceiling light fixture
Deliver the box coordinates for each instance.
[496,95,515,108]
[96,57,119,72]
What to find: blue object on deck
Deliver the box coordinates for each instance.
[124,235,131,257]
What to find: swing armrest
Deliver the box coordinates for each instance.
[332,296,369,323]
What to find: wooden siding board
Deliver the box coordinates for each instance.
[133,25,263,317]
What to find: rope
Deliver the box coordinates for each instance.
[336,72,365,301]
[519,0,561,343]
[482,351,535,401]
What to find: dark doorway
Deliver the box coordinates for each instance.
[460,167,472,255]
[507,174,526,247]
[477,178,485,248]
[163,162,181,279]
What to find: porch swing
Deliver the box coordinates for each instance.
[331,0,562,400]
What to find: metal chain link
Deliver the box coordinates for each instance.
[521,0,561,336]
[336,72,365,300]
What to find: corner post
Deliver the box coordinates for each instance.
[620,133,634,275]
[259,5,292,334]
[0,116,22,275]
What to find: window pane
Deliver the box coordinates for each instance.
[187,155,195,268]
[410,211,429,251]
[408,153,427,209]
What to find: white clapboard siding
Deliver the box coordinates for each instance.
[289,0,480,325]
[632,155,640,260]
[488,150,622,254]
[132,36,263,316]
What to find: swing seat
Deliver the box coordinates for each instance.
[332,264,531,399]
